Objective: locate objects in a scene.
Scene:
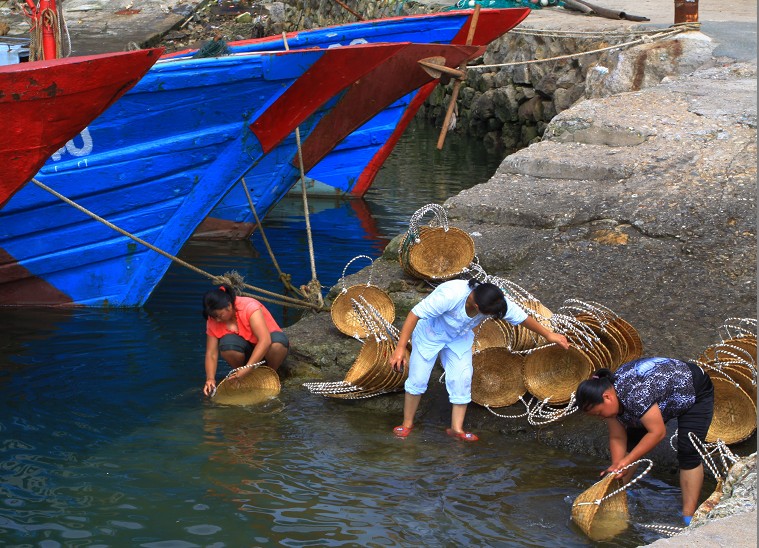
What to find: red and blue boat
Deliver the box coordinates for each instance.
[198,8,529,237]
[0,41,477,306]
[0,48,161,207]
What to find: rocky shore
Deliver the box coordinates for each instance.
[281,43,757,547]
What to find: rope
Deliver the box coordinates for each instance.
[468,24,699,70]
[574,458,653,506]
[638,523,685,537]
[688,432,740,481]
[30,178,323,310]
[223,360,266,380]
[238,177,304,297]
[509,26,683,39]
[283,32,323,309]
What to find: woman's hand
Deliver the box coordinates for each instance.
[203,379,216,396]
[602,461,635,482]
[389,346,407,372]
[545,331,570,350]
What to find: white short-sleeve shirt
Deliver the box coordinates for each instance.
[410,279,528,360]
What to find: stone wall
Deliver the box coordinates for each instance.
[271,0,426,33]
[423,27,716,151]
[259,1,717,153]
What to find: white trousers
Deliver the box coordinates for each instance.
[404,340,473,405]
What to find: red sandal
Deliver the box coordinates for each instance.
[392,425,413,438]
[445,428,479,442]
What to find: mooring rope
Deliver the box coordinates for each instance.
[282,32,324,309]
[25,2,66,61]
[468,23,700,69]
[30,178,322,310]
[238,177,304,298]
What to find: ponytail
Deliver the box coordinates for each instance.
[468,279,507,319]
[202,284,236,319]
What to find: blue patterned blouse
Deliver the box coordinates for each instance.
[614,357,696,428]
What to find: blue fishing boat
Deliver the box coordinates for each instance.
[187,8,530,238]
[0,42,478,306]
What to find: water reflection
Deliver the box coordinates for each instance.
[0,121,689,546]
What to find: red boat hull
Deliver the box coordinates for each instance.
[0,48,162,207]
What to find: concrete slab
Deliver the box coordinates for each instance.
[645,510,757,547]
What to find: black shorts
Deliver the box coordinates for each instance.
[218,331,290,361]
[626,362,714,470]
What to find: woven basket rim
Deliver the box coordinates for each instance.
[610,318,643,363]
[330,285,395,338]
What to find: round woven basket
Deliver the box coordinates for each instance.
[571,473,629,541]
[473,318,512,351]
[471,347,526,408]
[331,285,395,338]
[402,226,475,281]
[705,376,757,444]
[343,338,385,387]
[510,324,544,352]
[212,366,281,406]
[521,300,554,325]
[523,345,594,404]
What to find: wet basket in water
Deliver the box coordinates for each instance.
[571,473,629,541]
[212,365,281,406]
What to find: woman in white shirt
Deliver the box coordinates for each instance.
[389,279,569,441]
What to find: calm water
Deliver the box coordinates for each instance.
[1,122,687,546]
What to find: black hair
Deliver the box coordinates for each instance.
[468,279,507,319]
[202,283,236,319]
[576,369,615,412]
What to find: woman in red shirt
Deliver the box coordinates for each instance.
[202,284,289,396]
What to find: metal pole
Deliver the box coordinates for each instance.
[674,0,699,24]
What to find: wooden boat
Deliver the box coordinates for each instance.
[197,8,530,237]
[0,42,477,306]
[0,49,161,207]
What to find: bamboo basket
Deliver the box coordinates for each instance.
[398,204,474,281]
[705,376,757,444]
[571,473,629,541]
[331,255,395,338]
[212,365,281,406]
[522,345,594,404]
[471,347,526,408]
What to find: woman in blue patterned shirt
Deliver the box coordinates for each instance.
[576,357,714,525]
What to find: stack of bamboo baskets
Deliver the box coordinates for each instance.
[471,285,643,410]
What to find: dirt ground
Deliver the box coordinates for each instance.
[159,1,285,53]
